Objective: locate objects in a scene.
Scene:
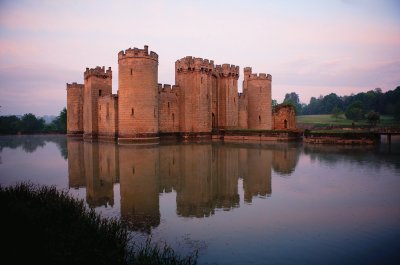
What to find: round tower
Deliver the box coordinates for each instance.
[247,72,272,130]
[118,45,159,141]
[66,82,84,136]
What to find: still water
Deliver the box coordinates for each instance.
[0,135,399,265]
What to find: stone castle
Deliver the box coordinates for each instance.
[67,45,295,141]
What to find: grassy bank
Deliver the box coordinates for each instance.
[297,114,399,128]
[0,183,197,265]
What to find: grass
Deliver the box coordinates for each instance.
[297,114,399,128]
[0,183,197,265]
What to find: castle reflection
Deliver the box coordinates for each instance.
[67,140,300,232]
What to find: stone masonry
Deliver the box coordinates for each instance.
[67,45,295,141]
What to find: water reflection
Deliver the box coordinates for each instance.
[0,135,67,158]
[66,140,302,232]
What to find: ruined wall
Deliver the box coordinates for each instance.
[66,82,84,135]
[238,93,248,129]
[175,57,213,133]
[273,104,296,130]
[98,95,118,138]
[83,66,112,138]
[118,45,159,139]
[216,64,239,129]
[158,84,180,133]
[246,68,272,130]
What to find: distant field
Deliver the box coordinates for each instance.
[296,114,399,127]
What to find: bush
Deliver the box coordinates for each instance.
[0,183,197,265]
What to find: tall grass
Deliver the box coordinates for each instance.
[0,183,197,265]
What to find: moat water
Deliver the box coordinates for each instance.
[0,135,399,265]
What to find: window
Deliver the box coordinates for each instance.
[201,77,203,84]
[259,115,261,123]
[130,69,133,75]
[168,102,170,108]
[106,103,109,118]
[131,108,134,116]
[99,90,102,96]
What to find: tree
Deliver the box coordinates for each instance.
[366,111,380,127]
[272,99,278,108]
[48,107,67,133]
[331,107,342,121]
[283,92,302,115]
[345,101,365,121]
[20,113,45,133]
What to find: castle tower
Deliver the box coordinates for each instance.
[216,64,239,129]
[66,82,84,135]
[118,45,159,141]
[175,56,213,134]
[83,66,112,138]
[246,68,272,130]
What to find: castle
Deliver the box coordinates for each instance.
[67,45,295,141]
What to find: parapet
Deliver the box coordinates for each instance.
[158,83,180,94]
[118,45,158,62]
[84,66,112,79]
[66,82,84,90]
[216,64,239,78]
[248,73,272,81]
[175,56,214,74]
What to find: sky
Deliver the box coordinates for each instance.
[0,0,399,116]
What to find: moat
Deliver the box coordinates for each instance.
[1,135,399,265]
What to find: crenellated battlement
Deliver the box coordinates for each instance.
[248,73,272,81]
[66,82,84,90]
[175,56,214,74]
[158,83,180,94]
[84,66,112,79]
[118,45,158,62]
[215,64,240,78]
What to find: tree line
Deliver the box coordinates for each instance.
[281,86,400,120]
[0,108,66,134]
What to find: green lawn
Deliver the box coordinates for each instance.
[296,114,399,127]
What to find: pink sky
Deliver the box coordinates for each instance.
[0,0,399,115]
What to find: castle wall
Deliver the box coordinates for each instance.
[98,95,118,138]
[216,64,239,129]
[238,93,248,129]
[118,46,159,139]
[175,57,213,133]
[273,104,296,130]
[66,82,84,135]
[158,84,180,133]
[246,69,272,130]
[83,66,112,138]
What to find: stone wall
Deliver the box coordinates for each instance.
[118,45,159,139]
[238,92,248,129]
[272,104,296,130]
[158,84,180,133]
[83,66,112,138]
[98,95,118,138]
[66,82,84,135]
